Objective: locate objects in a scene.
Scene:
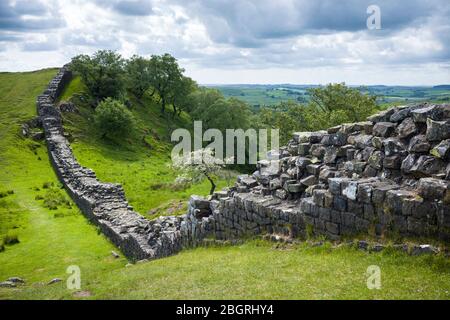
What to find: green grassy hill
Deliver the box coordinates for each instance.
[58,76,235,217]
[211,84,450,109]
[0,70,449,300]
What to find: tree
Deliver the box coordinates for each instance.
[172,148,231,195]
[170,76,197,117]
[125,55,153,99]
[257,84,378,144]
[70,50,126,103]
[187,88,252,131]
[307,83,377,123]
[149,53,184,114]
[94,98,136,139]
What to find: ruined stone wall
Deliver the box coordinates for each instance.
[186,104,450,243]
[38,66,185,261]
[38,66,449,262]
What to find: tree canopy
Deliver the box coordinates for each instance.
[70,50,126,102]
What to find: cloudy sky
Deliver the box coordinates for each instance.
[0,0,449,85]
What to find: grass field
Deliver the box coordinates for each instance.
[0,69,449,300]
[211,84,450,108]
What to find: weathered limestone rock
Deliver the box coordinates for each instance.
[426,118,450,141]
[430,139,450,159]
[383,138,406,156]
[417,178,448,201]
[397,117,417,139]
[373,122,396,137]
[408,135,430,153]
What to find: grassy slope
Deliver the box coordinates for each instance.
[0,69,126,297]
[0,70,449,300]
[59,77,235,217]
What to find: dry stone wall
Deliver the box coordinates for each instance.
[38,66,185,261]
[38,66,449,262]
[187,104,450,243]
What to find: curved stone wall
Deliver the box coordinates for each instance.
[38,66,449,262]
[37,66,184,261]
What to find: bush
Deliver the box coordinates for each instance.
[94,98,136,139]
[0,240,4,252]
[3,231,19,245]
[42,182,54,189]
[0,190,14,198]
[40,187,71,210]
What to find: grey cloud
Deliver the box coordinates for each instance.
[22,40,59,52]
[178,0,448,47]
[63,32,122,51]
[94,0,154,16]
[0,0,64,32]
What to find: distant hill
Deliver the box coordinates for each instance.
[207,84,450,108]
[433,84,450,90]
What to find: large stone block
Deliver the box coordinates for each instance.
[385,189,416,215]
[383,138,406,157]
[333,195,348,212]
[408,135,430,153]
[396,117,418,139]
[426,118,450,141]
[348,134,373,149]
[367,108,396,123]
[405,155,444,177]
[373,122,396,137]
[430,139,450,159]
[417,178,448,201]
[383,155,403,169]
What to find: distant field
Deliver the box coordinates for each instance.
[208,84,450,108]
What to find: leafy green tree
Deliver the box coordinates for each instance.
[94,98,136,139]
[187,88,251,131]
[149,53,184,114]
[170,76,197,117]
[70,50,126,102]
[125,55,153,99]
[307,83,376,123]
[257,84,377,144]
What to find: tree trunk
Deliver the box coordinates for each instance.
[172,104,177,118]
[205,174,216,195]
[161,97,166,113]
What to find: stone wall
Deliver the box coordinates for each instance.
[38,66,185,261]
[38,66,449,262]
[186,104,450,243]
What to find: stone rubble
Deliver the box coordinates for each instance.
[185,103,450,244]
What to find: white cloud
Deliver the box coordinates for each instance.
[0,0,449,85]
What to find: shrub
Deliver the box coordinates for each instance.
[0,240,4,252]
[42,182,54,189]
[3,231,19,245]
[41,187,71,210]
[0,190,14,198]
[94,98,136,139]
